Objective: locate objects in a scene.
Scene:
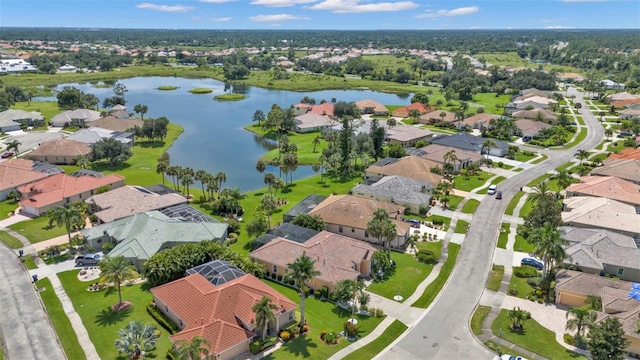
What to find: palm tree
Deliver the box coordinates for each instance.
[382,219,397,260]
[215,172,227,198]
[256,159,266,174]
[528,180,554,205]
[47,204,83,249]
[228,187,245,216]
[252,296,278,341]
[439,111,447,123]
[6,140,21,158]
[115,321,159,359]
[258,194,277,229]
[436,181,454,209]
[574,149,590,166]
[508,307,531,331]
[551,170,573,197]
[367,208,389,245]
[252,110,265,126]
[172,336,210,360]
[481,139,496,162]
[286,253,320,331]
[272,177,286,196]
[528,222,569,277]
[206,177,218,201]
[181,173,194,197]
[99,255,140,308]
[133,104,148,120]
[75,155,90,169]
[566,306,596,340]
[386,118,396,128]
[166,165,181,191]
[156,161,169,186]
[443,150,458,175]
[312,135,321,153]
[195,170,209,201]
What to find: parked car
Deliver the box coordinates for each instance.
[405,218,421,228]
[620,130,633,137]
[1,152,14,158]
[521,257,543,270]
[501,355,528,360]
[487,185,497,195]
[75,253,104,266]
[496,191,503,200]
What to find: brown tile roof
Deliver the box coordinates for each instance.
[562,196,640,234]
[556,269,631,296]
[308,103,334,117]
[26,139,91,159]
[90,116,143,132]
[18,173,124,209]
[512,109,557,121]
[567,176,640,206]
[514,119,552,136]
[0,159,50,192]
[366,156,443,185]
[608,148,640,160]
[355,99,388,114]
[309,195,411,236]
[151,273,296,354]
[250,231,377,285]
[461,113,499,127]
[590,158,640,183]
[419,110,456,123]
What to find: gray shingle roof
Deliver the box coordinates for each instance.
[0,109,42,127]
[351,175,432,207]
[429,133,508,152]
[561,226,640,271]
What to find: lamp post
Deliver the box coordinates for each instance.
[498,328,503,356]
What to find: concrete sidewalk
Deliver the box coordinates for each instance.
[367,292,423,325]
[327,316,397,360]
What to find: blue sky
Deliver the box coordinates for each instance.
[2,0,639,30]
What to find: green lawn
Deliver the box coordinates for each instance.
[607,141,631,153]
[245,124,327,165]
[514,152,537,162]
[35,278,87,360]
[594,140,607,151]
[471,305,491,334]
[367,251,435,300]
[484,339,530,359]
[530,154,549,164]
[504,192,524,216]
[508,275,534,299]
[452,172,492,192]
[555,162,575,172]
[461,199,480,214]
[21,254,38,270]
[476,176,506,194]
[415,241,442,259]
[263,279,384,360]
[12,101,64,125]
[342,320,407,360]
[526,174,550,187]
[563,128,588,149]
[454,220,469,234]
[424,215,451,233]
[518,200,532,218]
[8,216,68,244]
[491,309,587,360]
[446,195,464,211]
[514,233,534,253]
[497,223,510,249]
[58,270,172,360]
[0,200,19,220]
[488,265,504,291]
[471,93,512,115]
[411,243,460,308]
[0,230,24,249]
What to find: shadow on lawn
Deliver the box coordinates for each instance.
[95,305,132,326]
[263,333,318,359]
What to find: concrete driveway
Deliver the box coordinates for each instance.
[3,130,64,153]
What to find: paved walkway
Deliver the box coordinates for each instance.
[0,212,32,228]
[327,316,397,360]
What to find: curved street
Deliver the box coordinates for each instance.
[380,87,603,359]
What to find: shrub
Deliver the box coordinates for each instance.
[280,331,290,341]
[321,286,329,299]
[374,308,384,317]
[277,274,283,282]
[249,341,261,354]
[324,331,337,344]
[526,277,542,287]
[513,266,539,278]
[261,339,276,350]
[508,289,519,296]
[419,206,429,216]
[147,304,179,334]
[320,330,327,340]
[303,324,309,333]
[344,322,359,338]
[416,251,439,264]
[271,273,277,279]
[287,324,300,336]
[432,218,444,226]
[564,333,576,345]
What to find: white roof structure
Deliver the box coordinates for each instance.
[50,109,101,127]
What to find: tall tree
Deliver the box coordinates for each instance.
[256,159,266,174]
[528,222,568,277]
[172,336,210,360]
[6,140,21,158]
[258,194,277,229]
[215,172,227,198]
[156,160,169,186]
[370,118,385,160]
[166,166,180,191]
[99,255,140,308]
[566,306,596,342]
[574,149,589,166]
[47,204,84,249]
[115,321,159,359]
[312,135,321,153]
[252,296,278,341]
[587,317,629,360]
[195,170,209,201]
[113,81,129,104]
[443,150,458,176]
[133,104,148,120]
[252,109,265,126]
[481,139,497,161]
[89,138,132,167]
[286,253,320,332]
[181,173,194,197]
[550,170,573,197]
[338,118,353,177]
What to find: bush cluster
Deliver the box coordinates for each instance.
[416,250,439,264]
[513,266,539,278]
[146,304,179,334]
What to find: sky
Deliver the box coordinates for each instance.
[1,0,639,30]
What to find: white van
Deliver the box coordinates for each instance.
[487,185,497,195]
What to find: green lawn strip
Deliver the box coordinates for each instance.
[607,141,631,153]
[530,154,548,164]
[508,275,534,299]
[411,243,460,308]
[446,195,464,211]
[8,216,67,244]
[452,171,492,192]
[245,124,326,165]
[11,101,64,125]
[367,252,434,300]
[563,128,588,149]
[484,340,530,359]
[21,254,38,270]
[504,191,524,216]
[476,176,506,194]
[518,200,532,218]
[471,305,491,334]
[262,279,384,360]
[491,309,587,360]
[470,93,512,115]
[497,223,510,249]
[594,140,606,150]
[0,230,24,249]
[514,232,534,253]
[498,163,514,170]
[576,116,585,125]
[589,153,608,164]
[415,241,442,259]
[555,162,575,172]
[461,199,480,214]
[419,125,456,134]
[0,199,20,220]
[514,152,537,162]
[342,319,408,360]
[488,265,504,291]
[58,270,172,359]
[454,220,469,234]
[526,174,550,187]
[35,278,87,360]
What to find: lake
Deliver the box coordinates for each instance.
[50,77,412,191]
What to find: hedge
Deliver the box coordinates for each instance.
[147,304,179,334]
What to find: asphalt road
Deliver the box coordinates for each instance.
[0,246,66,360]
[381,88,603,359]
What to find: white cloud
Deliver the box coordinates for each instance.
[249,14,310,21]
[211,17,232,21]
[545,25,575,29]
[136,3,194,12]
[251,0,317,7]
[200,0,235,2]
[309,0,419,13]
[416,6,479,18]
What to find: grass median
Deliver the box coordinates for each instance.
[471,305,491,334]
[0,230,24,249]
[342,320,408,360]
[411,243,461,308]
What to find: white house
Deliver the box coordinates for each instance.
[0,59,37,73]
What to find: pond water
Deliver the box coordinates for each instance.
[49,77,412,191]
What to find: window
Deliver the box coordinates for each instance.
[339,225,343,233]
[365,231,369,238]
[289,312,294,321]
[273,264,278,273]
[351,228,354,233]
[618,268,624,276]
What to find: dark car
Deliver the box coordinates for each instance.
[1,152,14,158]
[521,257,543,270]
[620,130,633,137]
[405,218,421,228]
[496,191,503,200]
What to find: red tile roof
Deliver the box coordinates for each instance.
[392,103,433,117]
[151,273,296,354]
[612,98,640,108]
[608,148,640,160]
[309,103,334,117]
[0,159,49,192]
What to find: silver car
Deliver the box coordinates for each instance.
[75,253,104,266]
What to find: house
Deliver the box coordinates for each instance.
[250,231,377,291]
[461,113,499,129]
[0,109,44,132]
[384,124,433,147]
[81,211,228,271]
[85,185,188,223]
[555,269,640,355]
[565,176,640,209]
[292,103,312,116]
[514,119,552,141]
[151,268,296,360]
[57,64,78,73]
[0,59,37,73]
[308,194,411,247]
[561,227,640,281]
[251,223,319,251]
[556,73,585,82]
[418,110,456,125]
[562,196,640,239]
[17,173,124,217]
[620,109,640,120]
[365,156,443,187]
[293,113,334,133]
[607,92,640,103]
[355,99,389,116]
[411,144,484,173]
[26,139,91,165]
[607,148,640,161]
[50,109,101,127]
[89,116,143,133]
[512,109,557,122]
[601,79,625,90]
[391,103,431,118]
[0,159,62,201]
[612,98,640,109]
[519,88,550,98]
[429,133,509,157]
[351,175,432,214]
[66,127,134,147]
[590,158,640,184]
[512,96,557,110]
[309,103,334,117]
